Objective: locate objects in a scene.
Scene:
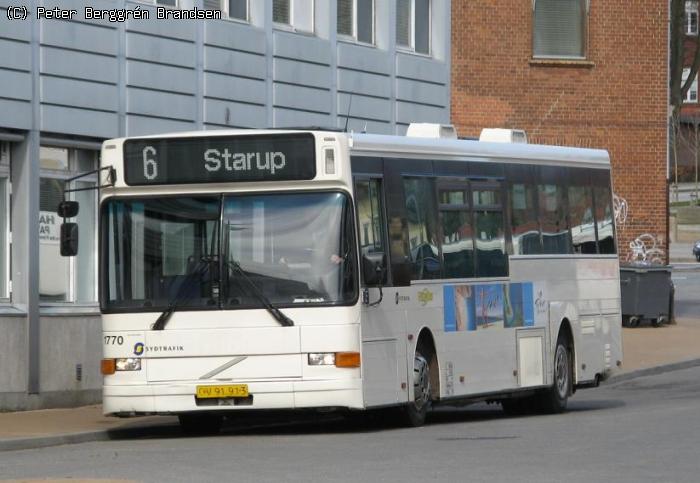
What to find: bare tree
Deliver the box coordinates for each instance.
[670,0,700,200]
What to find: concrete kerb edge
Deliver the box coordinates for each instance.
[0,430,111,452]
[3,359,700,452]
[604,357,700,385]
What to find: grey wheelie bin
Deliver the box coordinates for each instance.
[619,265,674,327]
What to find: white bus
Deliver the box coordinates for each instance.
[62,125,622,432]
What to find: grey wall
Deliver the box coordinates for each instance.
[0,315,102,410]
[0,0,450,410]
[0,0,450,138]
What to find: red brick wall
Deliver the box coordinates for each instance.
[452,1,669,262]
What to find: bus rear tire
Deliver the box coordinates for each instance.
[401,348,432,427]
[536,333,572,414]
[178,412,223,435]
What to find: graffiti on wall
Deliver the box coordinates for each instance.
[613,193,628,228]
[627,233,664,265]
[613,192,664,265]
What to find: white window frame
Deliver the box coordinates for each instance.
[223,0,249,21]
[396,0,432,56]
[687,1,698,35]
[201,0,248,22]
[338,0,375,46]
[683,68,699,103]
[273,0,315,34]
[39,147,99,306]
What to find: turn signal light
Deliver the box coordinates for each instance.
[101,358,116,375]
[335,352,361,368]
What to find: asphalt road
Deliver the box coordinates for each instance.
[1,366,699,483]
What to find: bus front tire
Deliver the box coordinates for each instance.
[402,349,432,427]
[178,413,223,435]
[536,334,572,414]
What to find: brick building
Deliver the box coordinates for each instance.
[451,0,669,262]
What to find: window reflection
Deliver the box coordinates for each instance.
[404,178,440,279]
[439,181,474,278]
[568,182,596,254]
[473,185,507,277]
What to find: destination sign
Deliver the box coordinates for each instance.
[123,133,316,186]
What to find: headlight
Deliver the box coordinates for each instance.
[308,353,336,366]
[115,358,142,371]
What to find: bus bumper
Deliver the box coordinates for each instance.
[103,378,364,415]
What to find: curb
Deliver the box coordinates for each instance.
[2,359,700,453]
[0,430,111,452]
[604,357,700,385]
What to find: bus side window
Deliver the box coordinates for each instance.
[538,166,572,255]
[592,171,616,254]
[567,168,597,254]
[403,177,441,280]
[354,178,388,285]
[472,181,508,277]
[438,179,474,278]
[508,166,542,255]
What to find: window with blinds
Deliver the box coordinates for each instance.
[203,0,221,10]
[274,0,290,24]
[203,0,247,21]
[337,0,353,36]
[337,0,373,44]
[396,0,411,47]
[396,0,430,55]
[533,0,587,58]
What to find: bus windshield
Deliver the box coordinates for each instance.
[101,192,357,312]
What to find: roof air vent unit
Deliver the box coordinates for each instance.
[406,123,458,139]
[479,128,528,144]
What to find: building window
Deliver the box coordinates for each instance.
[687,1,698,35]
[0,143,9,300]
[39,147,98,303]
[337,0,374,44]
[273,0,290,24]
[683,68,698,102]
[533,0,587,59]
[273,0,314,32]
[203,0,248,21]
[396,0,430,55]
[155,0,177,6]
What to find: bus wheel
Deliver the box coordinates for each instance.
[178,413,223,435]
[402,348,432,427]
[536,334,571,414]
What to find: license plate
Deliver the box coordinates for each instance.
[196,384,249,399]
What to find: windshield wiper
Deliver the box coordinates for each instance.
[152,259,211,331]
[226,259,295,327]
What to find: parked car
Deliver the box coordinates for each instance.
[693,241,700,262]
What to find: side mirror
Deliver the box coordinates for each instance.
[362,252,386,286]
[57,200,79,218]
[60,223,79,257]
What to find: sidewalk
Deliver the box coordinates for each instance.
[1,321,699,452]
